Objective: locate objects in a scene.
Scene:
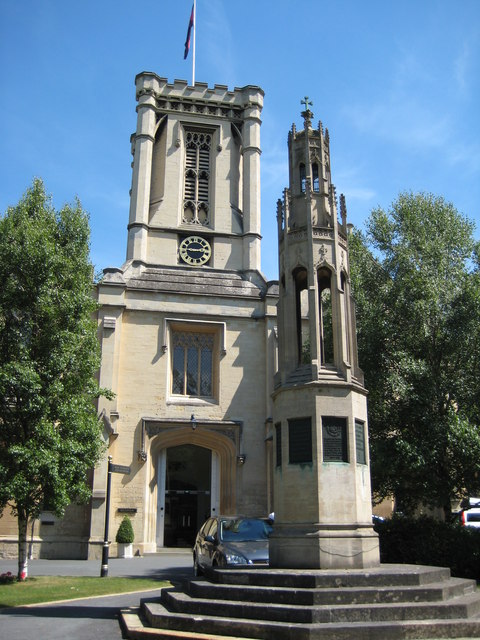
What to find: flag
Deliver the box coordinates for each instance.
[184,4,194,59]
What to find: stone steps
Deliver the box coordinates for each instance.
[164,588,480,622]
[121,564,480,639]
[211,565,452,588]
[188,577,474,605]
[122,608,256,640]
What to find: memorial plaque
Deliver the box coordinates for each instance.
[322,417,348,462]
[288,417,312,464]
[355,420,366,465]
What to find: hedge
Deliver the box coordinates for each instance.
[374,516,480,580]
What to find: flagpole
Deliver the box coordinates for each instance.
[192,0,196,86]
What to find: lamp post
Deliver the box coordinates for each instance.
[100,456,113,577]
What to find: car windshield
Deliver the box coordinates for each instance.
[219,518,272,542]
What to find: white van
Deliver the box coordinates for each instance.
[460,497,480,528]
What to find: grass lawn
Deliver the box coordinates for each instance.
[0,575,169,608]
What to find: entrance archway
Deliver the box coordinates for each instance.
[157,444,219,547]
[147,425,237,549]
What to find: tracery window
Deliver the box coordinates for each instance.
[172,331,214,397]
[184,130,211,225]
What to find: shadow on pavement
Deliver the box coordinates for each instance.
[0,603,122,619]
[117,566,193,582]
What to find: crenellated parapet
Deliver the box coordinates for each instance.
[134,73,263,127]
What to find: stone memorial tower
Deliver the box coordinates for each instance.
[269,100,380,569]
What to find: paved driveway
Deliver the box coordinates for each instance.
[0,551,193,640]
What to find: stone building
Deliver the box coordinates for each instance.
[90,73,278,558]
[0,72,376,565]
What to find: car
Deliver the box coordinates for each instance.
[372,515,385,525]
[460,510,480,528]
[193,516,273,576]
[454,497,480,529]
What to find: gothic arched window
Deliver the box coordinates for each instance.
[293,267,309,364]
[318,267,334,365]
[312,163,319,192]
[299,163,306,193]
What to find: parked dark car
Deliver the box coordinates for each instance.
[193,516,272,575]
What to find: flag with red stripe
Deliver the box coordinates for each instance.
[184,4,194,59]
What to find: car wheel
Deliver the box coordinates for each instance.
[193,554,203,577]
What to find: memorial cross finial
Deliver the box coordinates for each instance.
[301,96,313,111]
[301,96,314,129]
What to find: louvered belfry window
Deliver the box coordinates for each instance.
[184,130,211,225]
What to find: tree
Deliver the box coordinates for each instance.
[349,192,480,518]
[0,179,108,579]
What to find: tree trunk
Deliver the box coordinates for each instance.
[443,503,453,523]
[17,511,29,580]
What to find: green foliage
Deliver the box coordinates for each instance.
[374,516,480,580]
[115,515,135,544]
[0,179,109,573]
[301,338,311,364]
[350,192,480,515]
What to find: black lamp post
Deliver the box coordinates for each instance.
[100,456,113,577]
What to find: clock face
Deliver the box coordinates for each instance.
[179,236,212,266]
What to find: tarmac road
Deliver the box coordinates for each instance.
[0,550,193,640]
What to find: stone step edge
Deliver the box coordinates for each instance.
[141,603,480,639]
[126,614,480,640]
[165,588,480,619]
[189,577,475,603]
[212,564,452,587]
[147,599,480,627]
[121,608,257,640]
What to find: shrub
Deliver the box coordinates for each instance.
[115,515,134,544]
[374,516,480,580]
[0,571,16,584]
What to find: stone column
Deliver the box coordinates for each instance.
[126,77,157,262]
[241,88,263,272]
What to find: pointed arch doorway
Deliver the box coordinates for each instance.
[156,444,220,548]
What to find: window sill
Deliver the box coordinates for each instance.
[166,396,219,407]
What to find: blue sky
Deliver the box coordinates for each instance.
[1,1,479,279]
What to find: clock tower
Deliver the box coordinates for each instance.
[92,74,277,557]
[126,73,263,277]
